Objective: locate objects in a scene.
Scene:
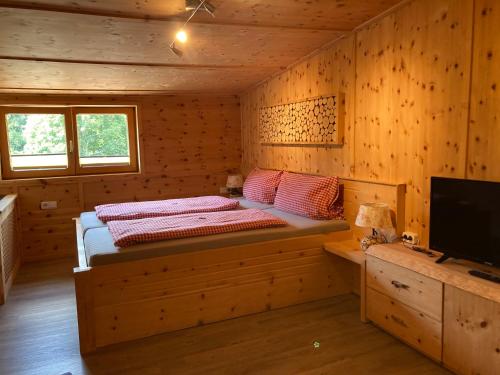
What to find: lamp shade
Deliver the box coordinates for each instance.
[355,202,393,229]
[226,174,244,188]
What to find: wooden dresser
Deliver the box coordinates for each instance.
[366,243,500,375]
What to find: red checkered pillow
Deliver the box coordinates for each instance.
[243,168,283,204]
[274,172,344,220]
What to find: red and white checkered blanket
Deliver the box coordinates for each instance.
[108,209,288,247]
[95,196,240,223]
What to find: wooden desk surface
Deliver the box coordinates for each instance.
[324,239,366,265]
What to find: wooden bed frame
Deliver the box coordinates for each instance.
[73,179,406,354]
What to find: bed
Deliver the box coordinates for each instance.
[74,181,405,354]
[81,200,349,266]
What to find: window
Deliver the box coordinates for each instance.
[73,107,138,175]
[0,106,138,179]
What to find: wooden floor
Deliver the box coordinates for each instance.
[0,259,451,375]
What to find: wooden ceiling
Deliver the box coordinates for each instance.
[0,0,401,94]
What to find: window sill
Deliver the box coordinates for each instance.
[0,170,143,185]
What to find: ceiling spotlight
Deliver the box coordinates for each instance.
[169,0,215,57]
[176,30,188,43]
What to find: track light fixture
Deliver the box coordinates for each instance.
[170,41,184,57]
[185,0,215,15]
[169,0,215,57]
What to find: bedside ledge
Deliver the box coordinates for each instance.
[366,243,500,304]
[323,240,366,265]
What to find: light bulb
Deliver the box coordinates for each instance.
[175,30,187,43]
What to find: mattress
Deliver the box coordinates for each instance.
[80,211,106,234]
[83,208,349,266]
[79,197,271,234]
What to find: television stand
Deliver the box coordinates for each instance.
[365,243,500,374]
[469,269,500,284]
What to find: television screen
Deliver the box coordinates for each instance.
[430,177,500,267]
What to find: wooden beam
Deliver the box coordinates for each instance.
[0,55,280,70]
[0,3,350,32]
[0,8,341,67]
[0,59,276,94]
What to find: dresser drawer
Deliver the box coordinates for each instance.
[367,288,442,362]
[367,256,443,321]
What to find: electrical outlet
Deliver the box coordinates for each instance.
[40,201,57,210]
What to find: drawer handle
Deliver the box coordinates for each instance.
[390,314,408,328]
[391,280,410,290]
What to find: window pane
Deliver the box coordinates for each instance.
[5,113,68,170]
[76,113,130,166]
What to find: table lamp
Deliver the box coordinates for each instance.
[226,174,243,197]
[355,202,393,250]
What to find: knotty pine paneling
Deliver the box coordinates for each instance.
[0,60,275,94]
[355,0,472,243]
[0,7,341,68]
[0,0,401,30]
[242,0,491,245]
[0,1,404,95]
[0,94,241,261]
[468,0,500,181]
[241,35,356,177]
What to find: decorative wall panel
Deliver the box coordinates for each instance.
[259,95,342,145]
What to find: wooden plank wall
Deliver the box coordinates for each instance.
[241,36,356,179]
[468,0,500,181]
[341,179,406,239]
[0,94,241,262]
[242,0,498,245]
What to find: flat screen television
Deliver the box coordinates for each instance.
[429,177,500,267]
